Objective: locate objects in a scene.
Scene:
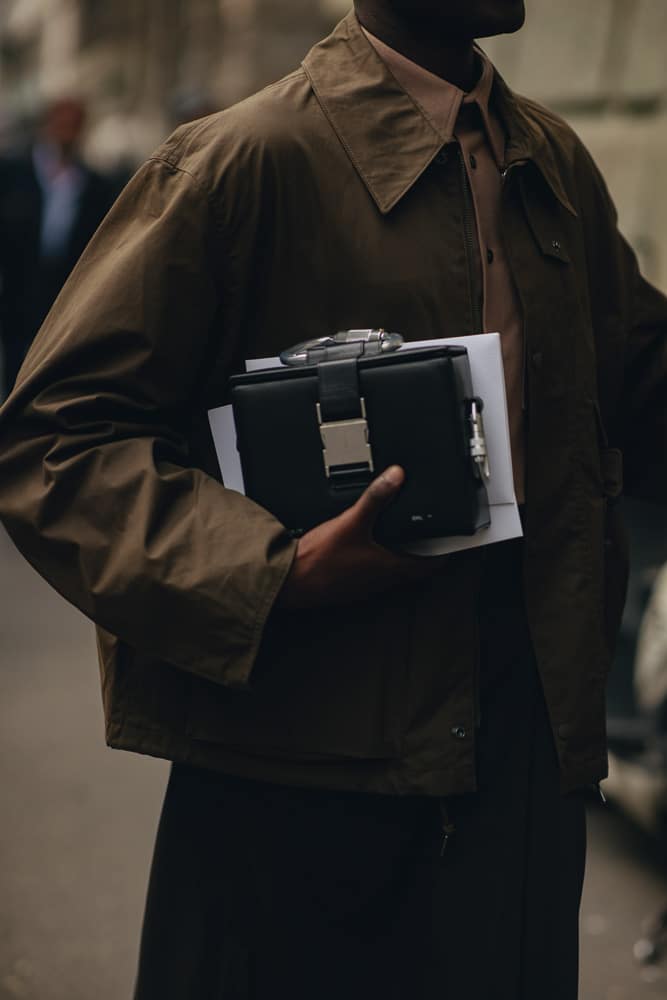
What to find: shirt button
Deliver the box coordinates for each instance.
[469,153,477,169]
[486,248,494,264]
[451,725,467,740]
[435,150,448,166]
[552,239,561,252]
[558,723,571,740]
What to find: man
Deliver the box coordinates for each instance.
[0,2,665,998]
[0,98,114,396]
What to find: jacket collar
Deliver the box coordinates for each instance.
[302,11,577,217]
[491,71,577,216]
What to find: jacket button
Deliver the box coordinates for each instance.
[451,725,467,740]
[531,351,543,369]
[558,723,571,740]
[552,239,561,252]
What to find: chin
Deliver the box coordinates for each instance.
[386,1,526,39]
[474,2,526,38]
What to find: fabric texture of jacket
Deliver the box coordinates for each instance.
[0,12,665,796]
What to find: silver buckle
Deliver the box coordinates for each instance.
[469,399,490,480]
[316,397,374,478]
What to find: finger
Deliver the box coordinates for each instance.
[344,465,405,535]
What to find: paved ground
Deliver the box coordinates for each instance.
[582,805,667,999]
[1,525,667,999]
[0,527,168,1000]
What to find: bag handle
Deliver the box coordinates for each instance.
[280,329,403,367]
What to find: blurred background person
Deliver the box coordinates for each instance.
[0,97,115,397]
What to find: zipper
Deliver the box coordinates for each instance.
[439,800,456,855]
[500,160,529,413]
[458,146,483,335]
[500,159,527,184]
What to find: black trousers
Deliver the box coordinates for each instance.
[134,542,586,999]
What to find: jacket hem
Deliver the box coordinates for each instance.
[107,722,607,798]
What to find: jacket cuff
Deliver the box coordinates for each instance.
[222,534,298,690]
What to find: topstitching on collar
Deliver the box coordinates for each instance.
[303,11,577,217]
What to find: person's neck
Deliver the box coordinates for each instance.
[355,7,478,91]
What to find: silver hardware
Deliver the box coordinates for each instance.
[316,397,374,478]
[469,399,490,480]
[281,329,403,367]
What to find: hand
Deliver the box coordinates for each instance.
[277,465,444,610]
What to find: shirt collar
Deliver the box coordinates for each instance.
[361,26,504,168]
[303,11,576,217]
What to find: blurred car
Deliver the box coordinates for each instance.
[605,498,667,837]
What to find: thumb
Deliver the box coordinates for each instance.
[346,465,405,533]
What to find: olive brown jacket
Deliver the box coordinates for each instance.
[0,12,665,795]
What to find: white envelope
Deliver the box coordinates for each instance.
[208,332,522,555]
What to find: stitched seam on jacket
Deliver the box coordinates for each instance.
[145,155,227,236]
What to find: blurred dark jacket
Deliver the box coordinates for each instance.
[0,11,665,796]
[0,149,114,393]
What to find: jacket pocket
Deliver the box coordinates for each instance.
[519,171,573,264]
[185,592,413,760]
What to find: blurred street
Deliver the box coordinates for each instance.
[0,525,666,999]
[0,526,168,1000]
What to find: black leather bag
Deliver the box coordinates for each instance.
[230,334,490,545]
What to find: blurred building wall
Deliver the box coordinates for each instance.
[483,0,667,291]
[0,0,341,168]
[0,0,665,288]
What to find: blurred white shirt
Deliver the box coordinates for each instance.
[32,142,85,259]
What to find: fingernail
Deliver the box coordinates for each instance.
[382,466,404,488]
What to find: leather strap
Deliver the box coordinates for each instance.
[327,465,372,490]
[317,359,362,422]
[317,358,372,491]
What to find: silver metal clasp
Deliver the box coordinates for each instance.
[316,397,374,478]
[281,329,403,367]
[469,398,490,480]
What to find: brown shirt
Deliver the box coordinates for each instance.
[362,30,526,501]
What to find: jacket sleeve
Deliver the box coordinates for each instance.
[577,142,667,504]
[0,155,297,689]
[617,242,667,503]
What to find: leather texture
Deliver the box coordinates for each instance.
[317,358,363,421]
[231,346,490,543]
